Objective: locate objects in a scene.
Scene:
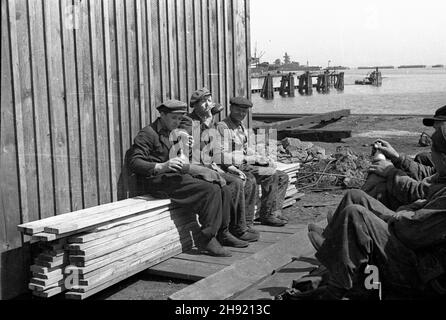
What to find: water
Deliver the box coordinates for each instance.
[251,68,446,115]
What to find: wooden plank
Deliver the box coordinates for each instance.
[8,0,30,228]
[15,0,39,224]
[60,0,83,212]
[68,216,193,259]
[29,280,64,292]
[143,0,156,123]
[90,0,112,205]
[216,0,225,121]
[27,0,55,220]
[208,0,219,102]
[44,0,72,214]
[184,0,195,106]
[114,0,130,174]
[77,237,191,280]
[175,0,187,102]
[166,0,178,98]
[125,0,140,141]
[193,0,203,89]
[67,206,171,244]
[147,257,225,282]
[1,0,21,252]
[224,0,234,110]
[135,0,146,128]
[175,249,251,266]
[18,195,169,235]
[253,224,303,234]
[244,0,251,103]
[158,0,169,99]
[43,199,172,235]
[277,129,351,142]
[32,285,65,298]
[233,0,247,97]
[253,109,352,131]
[78,239,190,286]
[168,223,313,300]
[200,0,210,88]
[102,0,118,202]
[233,258,318,300]
[75,0,98,207]
[150,0,162,106]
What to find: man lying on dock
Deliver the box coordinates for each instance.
[128,99,247,257]
[215,97,290,227]
[301,124,446,300]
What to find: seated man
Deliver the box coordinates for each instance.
[302,124,446,300]
[179,88,259,242]
[215,96,290,227]
[370,105,446,182]
[128,99,245,257]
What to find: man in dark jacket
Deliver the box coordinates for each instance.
[179,88,259,242]
[301,124,446,299]
[128,99,246,257]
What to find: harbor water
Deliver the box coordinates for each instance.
[251,68,446,115]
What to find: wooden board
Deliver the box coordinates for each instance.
[277,129,351,142]
[253,109,351,131]
[233,258,318,300]
[168,223,316,300]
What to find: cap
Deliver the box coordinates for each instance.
[156,99,187,114]
[189,88,212,107]
[423,105,446,126]
[230,96,253,108]
[431,124,446,154]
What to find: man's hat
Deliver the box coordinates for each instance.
[431,123,446,154]
[189,88,212,107]
[423,105,446,126]
[156,99,187,114]
[230,96,253,108]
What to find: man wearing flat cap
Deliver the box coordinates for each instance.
[179,90,260,243]
[215,96,290,228]
[282,123,446,300]
[128,99,241,257]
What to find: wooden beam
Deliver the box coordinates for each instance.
[253,109,351,131]
[169,224,311,300]
[277,129,351,142]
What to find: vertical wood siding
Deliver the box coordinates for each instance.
[0,0,250,299]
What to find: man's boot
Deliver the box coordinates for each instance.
[259,215,286,227]
[203,237,232,257]
[217,230,249,248]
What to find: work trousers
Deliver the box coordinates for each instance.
[239,164,289,219]
[220,172,257,234]
[141,173,226,240]
[317,190,421,296]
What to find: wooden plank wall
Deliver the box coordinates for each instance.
[0,0,251,299]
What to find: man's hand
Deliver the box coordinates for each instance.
[227,165,246,180]
[368,160,394,177]
[155,157,185,174]
[373,139,399,162]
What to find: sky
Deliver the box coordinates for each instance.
[250,0,446,67]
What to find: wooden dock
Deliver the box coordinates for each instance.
[147,221,324,300]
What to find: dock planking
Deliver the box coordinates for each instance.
[147,224,305,284]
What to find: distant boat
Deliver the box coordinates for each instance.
[432,64,444,68]
[398,65,426,69]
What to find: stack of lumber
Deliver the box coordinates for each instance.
[256,162,302,212]
[276,162,302,208]
[28,241,68,298]
[17,196,199,299]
